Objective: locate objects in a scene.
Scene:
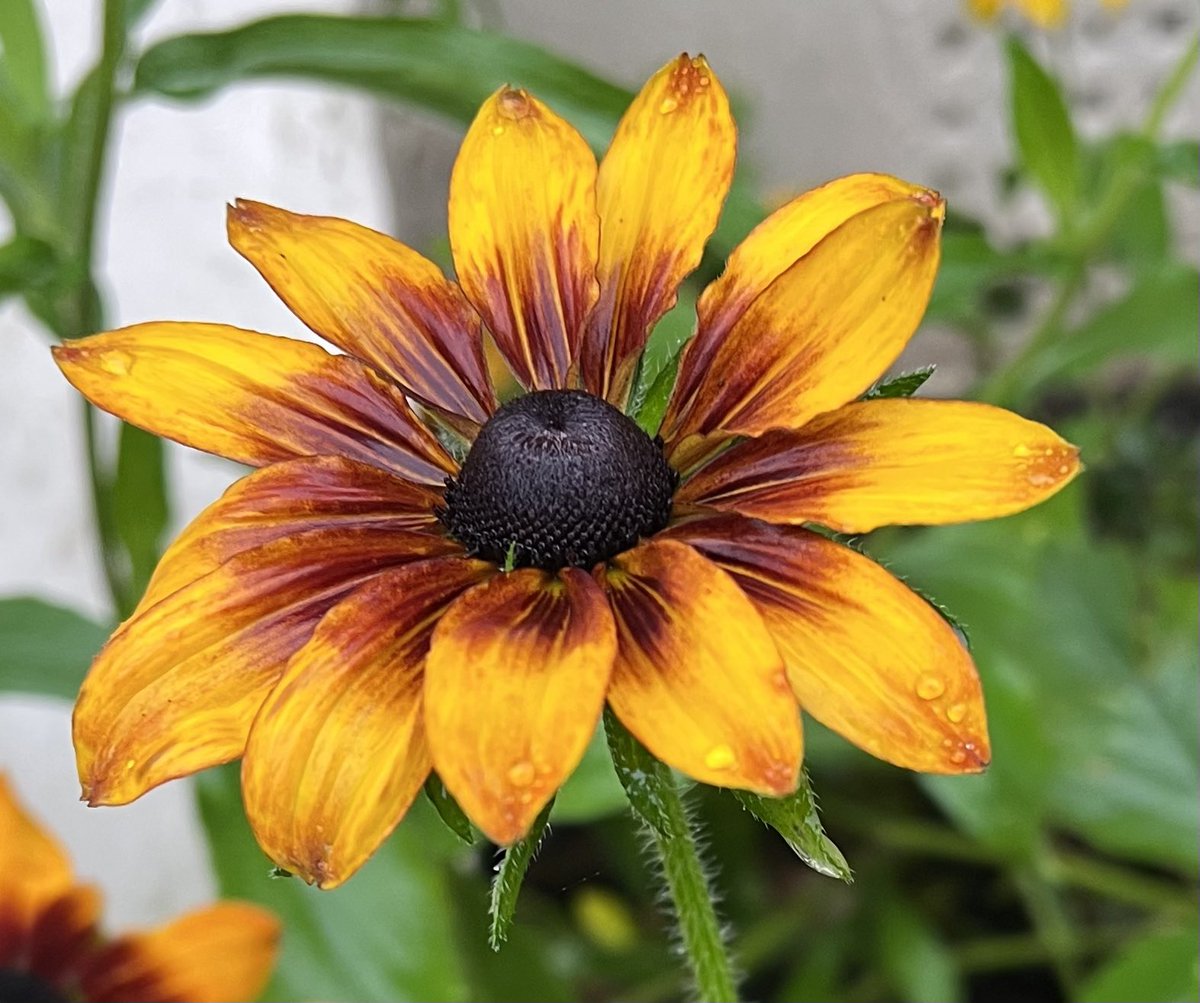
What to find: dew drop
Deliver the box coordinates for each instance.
[123,758,135,771]
[704,744,736,770]
[949,748,967,765]
[506,761,535,787]
[916,674,946,700]
[946,702,967,723]
[101,351,135,377]
[491,124,505,137]
[518,791,534,805]
[658,96,679,114]
[1012,443,1032,458]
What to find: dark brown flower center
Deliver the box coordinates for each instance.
[440,390,677,571]
[0,970,71,1003]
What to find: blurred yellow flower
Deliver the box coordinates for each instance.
[968,0,1129,28]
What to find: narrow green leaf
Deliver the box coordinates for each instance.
[876,891,964,1003]
[1006,35,1080,217]
[424,772,477,844]
[0,234,56,296]
[733,774,852,882]
[111,422,170,607]
[864,366,936,400]
[603,707,676,837]
[1078,923,1200,1003]
[489,798,553,950]
[196,765,470,1002]
[124,0,162,31]
[1155,138,1199,186]
[0,597,107,699]
[0,0,50,120]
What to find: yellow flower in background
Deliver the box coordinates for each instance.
[0,775,278,1003]
[54,54,1079,889]
[968,0,1129,28]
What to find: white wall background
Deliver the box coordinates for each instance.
[1,0,1196,932]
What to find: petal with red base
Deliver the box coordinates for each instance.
[425,568,616,844]
[243,557,489,888]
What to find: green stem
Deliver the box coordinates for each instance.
[605,712,739,1003]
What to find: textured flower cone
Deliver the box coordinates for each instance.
[0,775,279,1003]
[54,53,1079,889]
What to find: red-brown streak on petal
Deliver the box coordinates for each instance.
[449,86,600,391]
[228,198,496,424]
[27,886,101,987]
[424,568,616,844]
[662,193,944,446]
[243,557,490,887]
[51,324,457,484]
[74,527,459,807]
[582,54,736,407]
[662,513,989,773]
[136,455,446,613]
[602,540,801,795]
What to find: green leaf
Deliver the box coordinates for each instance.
[0,0,50,120]
[0,597,107,699]
[489,798,553,950]
[864,366,936,400]
[733,775,852,882]
[1078,923,1200,1003]
[1006,35,1080,217]
[111,423,170,607]
[0,234,56,296]
[196,765,471,1002]
[629,284,697,432]
[424,773,477,844]
[876,891,964,1003]
[604,707,676,837]
[1026,264,1198,387]
[133,16,630,150]
[1155,139,1198,186]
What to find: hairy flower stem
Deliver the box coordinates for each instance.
[604,711,739,1003]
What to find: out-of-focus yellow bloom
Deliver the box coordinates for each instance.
[968,0,1128,28]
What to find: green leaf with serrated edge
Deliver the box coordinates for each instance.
[633,348,684,436]
[603,707,676,837]
[0,597,108,699]
[863,366,936,400]
[489,798,553,950]
[424,773,477,845]
[1006,35,1080,217]
[733,774,852,882]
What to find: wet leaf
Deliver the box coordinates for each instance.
[603,708,676,837]
[733,774,852,882]
[489,798,553,950]
[424,773,477,845]
[864,366,936,400]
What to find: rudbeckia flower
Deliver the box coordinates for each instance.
[967,0,1127,28]
[54,54,1079,889]
[0,774,278,1002]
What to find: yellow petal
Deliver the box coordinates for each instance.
[449,86,599,391]
[967,0,1003,20]
[228,199,496,424]
[74,527,457,806]
[667,174,926,431]
[138,455,443,613]
[425,568,616,844]
[0,775,75,935]
[243,557,488,887]
[665,190,944,446]
[53,323,455,484]
[603,540,801,794]
[680,399,1081,532]
[666,514,989,773]
[80,902,280,1003]
[581,54,736,406]
[1016,0,1067,28]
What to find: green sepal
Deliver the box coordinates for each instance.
[424,773,477,845]
[733,773,852,882]
[488,797,553,950]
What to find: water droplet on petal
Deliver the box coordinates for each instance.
[916,674,946,700]
[1013,443,1032,458]
[491,124,505,136]
[518,791,533,805]
[946,703,967,723]
[949,748,967,765]
[704,744,736,770]
[101,351,135,377]
[124,758,136,771]
[658,96,679,114]
[507,761,535,787]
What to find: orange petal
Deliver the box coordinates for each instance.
[449,86,599,391]
[74,527,458,806]
[680,399,1081,532]
[581,54,736,406]
[667,174,927,430]
[228,199,496,425]
[80,902,279,1003]
[664,190,944,446]
[0,776,74,946]
[665,514,989,773]
[603,540,801,794]
[138,455,443,613]
[53,323,455,483]
[243,557,489,887]
[424,568,616,844]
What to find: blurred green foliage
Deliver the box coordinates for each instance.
[1,3,1196,1001]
